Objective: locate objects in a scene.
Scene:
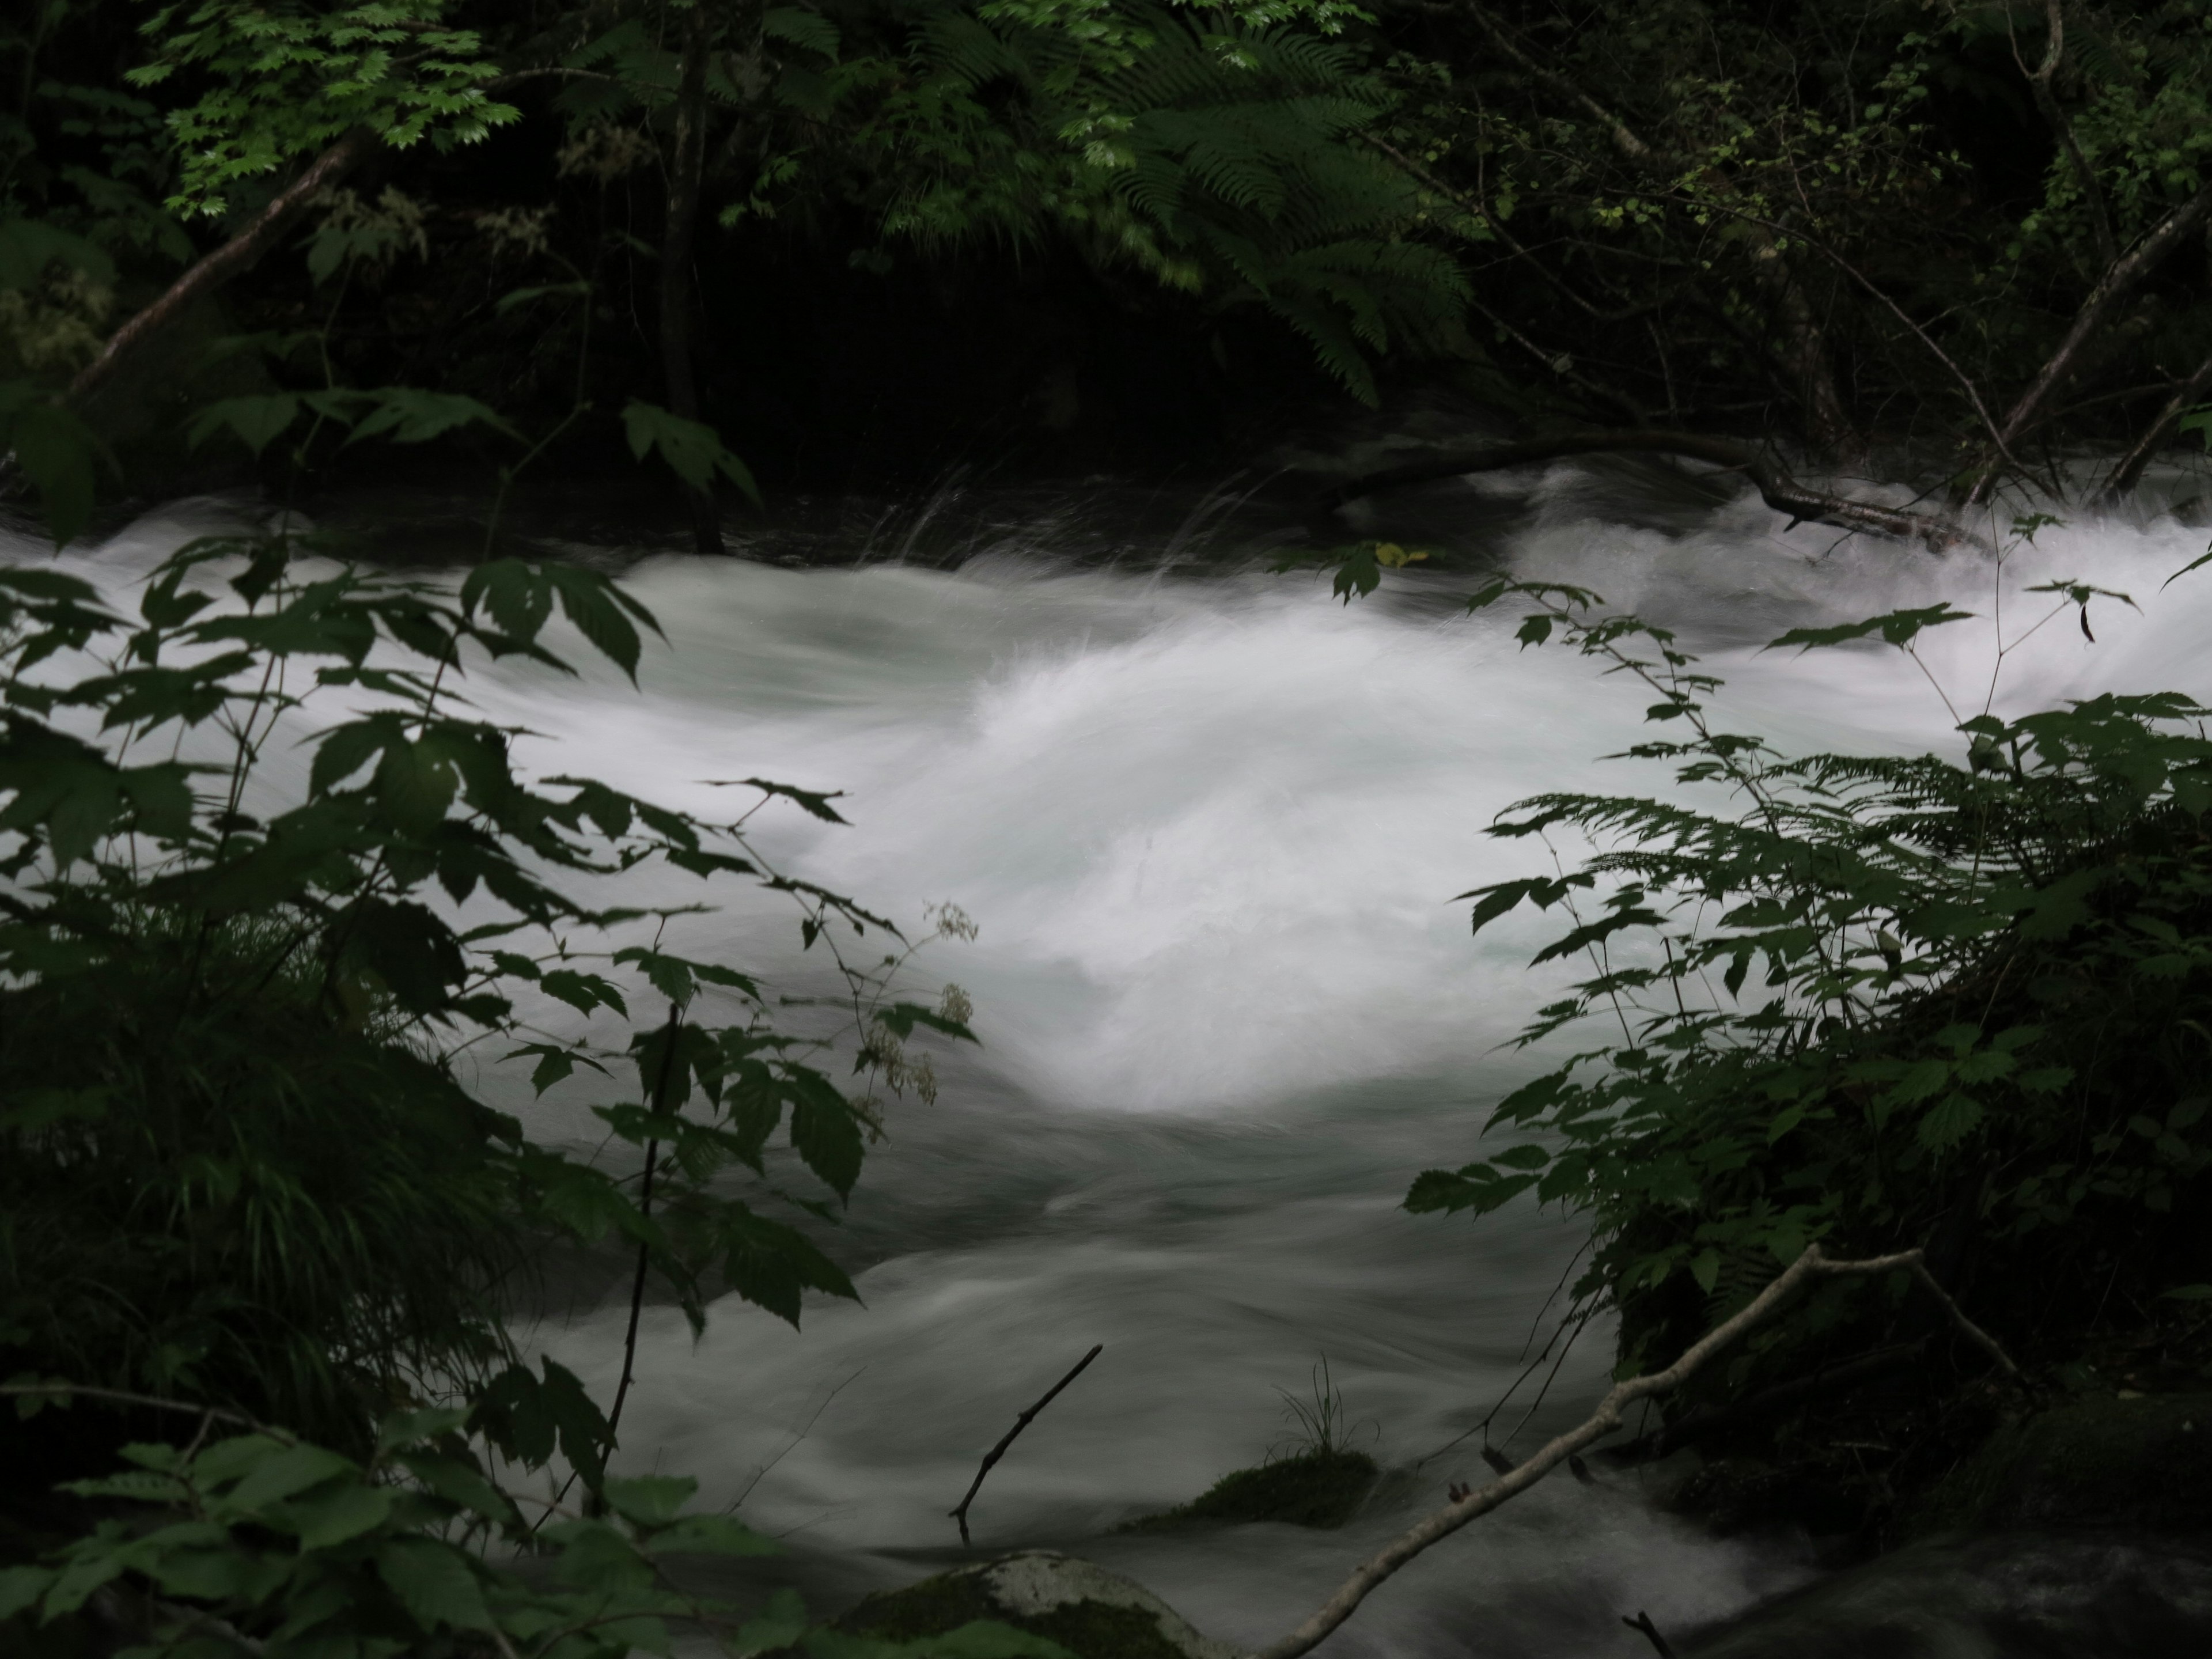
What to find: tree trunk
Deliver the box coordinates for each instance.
[67,128,377,410]
[661,0,726,556]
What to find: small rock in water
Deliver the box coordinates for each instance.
[842,1551,1240,1659]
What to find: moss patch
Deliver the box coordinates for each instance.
[842,1574,1186,1659]
[1912,1392,2212,1536]
[1119,1448,1377,1531]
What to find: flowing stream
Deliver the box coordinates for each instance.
[27,455,2212,1656]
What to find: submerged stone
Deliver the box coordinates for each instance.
[840,1551,1240,1659]
[1118,1448,1378,1532]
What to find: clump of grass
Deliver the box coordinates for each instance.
[1120,1359,1380,1531]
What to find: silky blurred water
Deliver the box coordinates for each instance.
[18,457,2212,1657]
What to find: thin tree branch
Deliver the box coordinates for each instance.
[1973,178,2212,501]
[1251,1245,2008,1659]
[661,0,726,556]
[2011,0,2118,271]
[0,1382,297,1444]
[606,1002,687,1442]
[2101,346,2212,499]
[67,128,377,408]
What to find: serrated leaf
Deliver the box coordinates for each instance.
[376,1537,493,1631]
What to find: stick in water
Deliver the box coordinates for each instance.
[949,1344,1103,1545]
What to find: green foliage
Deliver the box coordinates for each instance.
[126,0,519,216]
[1328,551,2212,1403]
[623,400,763,505]
[0,535,971,1447]
[0,1387,1071,1659]
[847,5,1467,400]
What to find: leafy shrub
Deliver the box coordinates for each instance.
[0,1384,1070,1659]
[0,537,969,1468]
[1387,567,2212,1408]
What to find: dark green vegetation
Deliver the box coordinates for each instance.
[12,1,2212,531]
[1374,563,2212,1541]
[8,0,2212,1649]
[1118,1448,1377,1531]
[0,529,992,1649]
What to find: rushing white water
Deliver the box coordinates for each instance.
[21,464,2212,1656]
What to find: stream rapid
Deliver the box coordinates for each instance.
[27,454,2212,1656]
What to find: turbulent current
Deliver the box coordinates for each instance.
[30,455,2212,1656]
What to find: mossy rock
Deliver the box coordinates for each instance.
[840,1553,1237,1659]
[1912,1392,2212,1536]
[1118,1449,1377,1532]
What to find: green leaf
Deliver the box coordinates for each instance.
[284,1480,393,1548]
[343,387,520,446]
[4,397,109,548]
[1489,1143,1552,1170]
[223,1444,354,1512]
[541,969,629,1018]
[789,1076,865,1198]
[0,1564,55,1621]
[470,1358,611,1485]
[622,400,763,504]
[376,1538,494,1631]
[1918,1092,1984,1153]
[1688,1248,1720,1294]
[873,1002,977,1042]
[1767,605,1976,653]
[2158,1284,2212,1301]
[601,1475,698,1527]
[186,393,305,457]
[643,1513,779,1556]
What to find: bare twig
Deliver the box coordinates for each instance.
[533,1002,685,1533]
[1251,1245,2012,1659]
[1623,1611,1679,1658]
[949,1344,1103,1546]
[1906,1259,2018,1377]
[605,1002,685,1442]
[0,1383,297,1445]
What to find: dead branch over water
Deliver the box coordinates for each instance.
[950,1343,1104,1546]
[1251,1245,2016,1659]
